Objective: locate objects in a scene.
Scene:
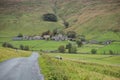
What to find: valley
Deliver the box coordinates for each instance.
[0,0,120,80]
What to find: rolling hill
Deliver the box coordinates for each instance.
[0,0,120,41]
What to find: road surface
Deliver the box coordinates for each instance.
[0,52,44,80]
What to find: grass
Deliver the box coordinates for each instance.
[77,44,103,53]
[39,53,120,80]
[77,42,120,54]
[4,40,68,51]
[98,42,120,54]
[0,47,31,62]
[47,53,120,65]
[0,39,120,54]
[73,13,120,40]
[0,13,64,36]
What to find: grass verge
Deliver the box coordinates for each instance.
[39,54,120,80]
[0,47,31,62]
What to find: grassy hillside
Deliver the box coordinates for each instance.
[0,0,120,40]
[56,0,120,40]
[0,47,31,62]
[0,0,64,36]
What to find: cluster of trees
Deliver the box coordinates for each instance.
[20,45,29,51]
[41,29,77,38]
[2,42,15,49]
[42,13,70,28]
[91,49,119,55]
[42,13,58,22]
[41,29,64,37]
[2,42,29,51]
[58,43,77,53]
[58,43,96,54]
[66,43,77,53]
[41,30,51,37]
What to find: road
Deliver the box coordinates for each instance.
[0,52,44,80]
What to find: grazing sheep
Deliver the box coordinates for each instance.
[55,56,62,60]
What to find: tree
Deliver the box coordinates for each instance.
[42,13,57,22]
[41,30,51,37]
[58,45,65,53]
[24,46,29,51]
[91,49,97,54]
[20,45,24,50]
[52,28,58,36]
[76,40,83,47]
[66,43,77,53]
[66,43,72,49]
[69,45,77,53]
[109,50,113,55]
[17,33,23,37]
[63,21,69,28]
[20,45,29,51]
[67,31,76,39]
[2,42,14,48]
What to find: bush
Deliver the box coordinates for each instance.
[2,42,14,48]
[63,21,69,28]
[20,45,29,51]
[109,50,114,55]
[58,45,65,53]
[42,13,57,22]
[91,49,97,54]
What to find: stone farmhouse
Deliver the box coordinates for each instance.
[13,34,68,41]
[43,35,50,40]
[51,34,68,41]
[13,35,43,40]
[102,40,112,45]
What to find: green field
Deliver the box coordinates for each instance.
[0,38,120,54]
[6,40,68,51]
[39,53,120,80]
[77,42,120,54]
[47,53,120,65]
[98,42,120,54]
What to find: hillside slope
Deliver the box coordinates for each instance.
[0,0,120,40]
[0,0,64,36]
[56,0,120,40]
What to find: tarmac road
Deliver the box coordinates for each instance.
[0,52,44,80]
